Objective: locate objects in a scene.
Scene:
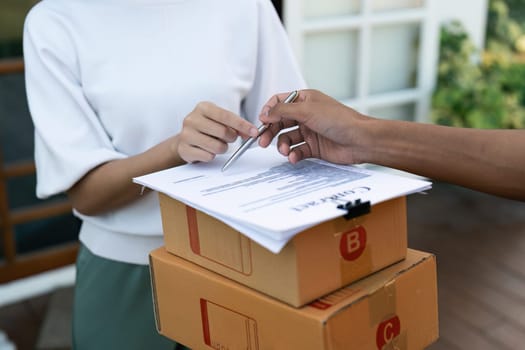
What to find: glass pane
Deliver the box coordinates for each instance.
[369,23,420,94]
[15,214,81,255]
[304,30,358,100]
[368,103,416,121]
[304,0,361,19]
[372,0,424,13]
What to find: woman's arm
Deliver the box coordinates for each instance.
[68,103,258,216]
[259,89,525,201]
[66,136,181,215]
[365,119,525,200]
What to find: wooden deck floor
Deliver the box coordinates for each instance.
[408,182,525,350]
[1,181,525,350]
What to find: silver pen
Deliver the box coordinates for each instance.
[221,90,299,172]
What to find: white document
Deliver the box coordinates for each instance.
[134,146,431,253]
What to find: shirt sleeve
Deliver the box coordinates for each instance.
[241,0,307,123]
[23,5,126,199]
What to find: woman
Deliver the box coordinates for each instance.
[23,0,305,348]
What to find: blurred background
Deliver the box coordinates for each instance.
[1,0,525,349]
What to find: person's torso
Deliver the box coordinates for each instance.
[41,0,260,155]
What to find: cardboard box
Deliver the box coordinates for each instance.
[159,193,408,307]
[150,247,439,350]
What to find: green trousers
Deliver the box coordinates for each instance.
[73,244,191,350]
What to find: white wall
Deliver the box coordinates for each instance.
[434,0,489,50]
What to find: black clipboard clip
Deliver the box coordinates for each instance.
[337,199,371,220]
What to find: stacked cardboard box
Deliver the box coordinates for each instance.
[149,193,439,349]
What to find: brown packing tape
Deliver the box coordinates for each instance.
[369,280,410,350]
[383,331,407,350]
[332,216,373,285]
[188,205,253,275]
[339,246,373,284]
[331,214,365,233]
[369,280,397,327]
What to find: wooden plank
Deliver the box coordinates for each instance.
[426,234,525,302]
[437,307,511,350]
[487,322,525,350]
[0,243,79,283]
[10,201,72,225]
[436,284,503,330]
[2,160,36,177]
[0,163,16,262]
[426,338,462,350]
[407,182,525,348]
[0,59,24,74]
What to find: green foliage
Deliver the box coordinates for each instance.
[486,0,523,52]
[504,0,525,24]
[431,0,525,129]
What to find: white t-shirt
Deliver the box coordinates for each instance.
[24,0,306,264]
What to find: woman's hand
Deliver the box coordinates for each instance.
[177,101,259,163]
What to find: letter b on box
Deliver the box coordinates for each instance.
[339,226,367,261]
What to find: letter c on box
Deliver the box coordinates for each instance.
[376,315,401,349]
